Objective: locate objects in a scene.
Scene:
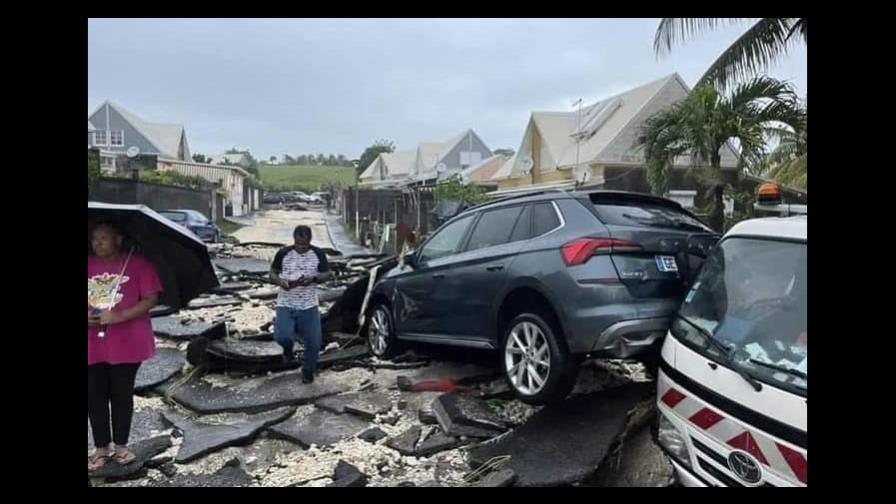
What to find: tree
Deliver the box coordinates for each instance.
[357,139,395,179]
[192,153,208,163]
[638,76,806,231]
[316,153,326,165]
[327,154,337,166]
[226,147,242,155]
[337,154,347,166]
[655,18,806,90]
[750,126,807,190]
[88,148,101,192]
[307,154,316,166]
[269,155,278,164]
[493,148,515,157]
[433,174,488,205]
[283,154,296,165]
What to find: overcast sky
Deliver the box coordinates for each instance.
[88,18,807,160]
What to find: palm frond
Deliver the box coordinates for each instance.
[697,18,799,90]
[654,18,750,55]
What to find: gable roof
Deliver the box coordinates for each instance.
[461,154,507,183]
[504,74,739,179]
[88,120,96,131]
[381,150,415,177]
[89,101,190,160]
[491,152,517,180]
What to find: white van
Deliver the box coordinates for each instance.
[655,193,807,487]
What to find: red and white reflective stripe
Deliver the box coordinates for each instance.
[659,379,807,485]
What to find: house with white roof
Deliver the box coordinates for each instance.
[490,73,740,209]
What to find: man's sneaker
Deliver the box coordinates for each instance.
[302,370,314,384]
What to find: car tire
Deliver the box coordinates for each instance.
[500,312,578,405]
[366,303,400,359]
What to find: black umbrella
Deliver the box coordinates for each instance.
[88,202,220,310]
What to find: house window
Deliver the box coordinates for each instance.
[95,130,107,145]
[101,156,115,167]
[110,130,124,146]
[460,151,482,167]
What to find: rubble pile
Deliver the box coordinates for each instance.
[91,216,674,488]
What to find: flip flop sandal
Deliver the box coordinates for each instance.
[114,449,136,465]
[88,452,110,471]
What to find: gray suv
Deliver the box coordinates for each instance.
[366,190,718,404]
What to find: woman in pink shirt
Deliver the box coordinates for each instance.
[87,221,163,471]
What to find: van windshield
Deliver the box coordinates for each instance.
[671,237,807,396]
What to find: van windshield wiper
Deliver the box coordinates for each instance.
[748,358,807,381]
[674,313,763,392]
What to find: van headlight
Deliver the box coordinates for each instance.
[657,412,692,469]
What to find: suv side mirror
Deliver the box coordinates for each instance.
[405,252,418,269]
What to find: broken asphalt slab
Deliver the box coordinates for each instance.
[187,295,244,309]
[415,429,466,457]
[213,258,271,275]
[586,426,675,487]
[267,405,370,448]
[88,435,172,480]
[467,382,654,487]
[358,427,388,443]
[476,469,517,487]
[193,340,367,374]
[135,348,185,393]
[432,394,508,438]
[327,461,368,487]
[385,426,466,457]
[89,410,169,452]
[167,370,350,414]
[161,407,294,463]
[151,459,254,487]
[314,391,392,419]
[153,317,227,341]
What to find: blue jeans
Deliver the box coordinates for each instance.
[274,306,322,373]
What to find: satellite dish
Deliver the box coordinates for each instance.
[426,154,440,169]
[460,173,471,185]
[573,164,592,184]
[520,156,533,175]
[436,162,447,173]
[126,146,140,158]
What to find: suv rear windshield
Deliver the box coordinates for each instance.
[589,195,711,232]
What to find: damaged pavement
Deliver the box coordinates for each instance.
[90,209,677,487]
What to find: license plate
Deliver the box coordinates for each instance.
[655,255,678,273]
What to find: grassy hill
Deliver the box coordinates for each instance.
[257,164,356,192]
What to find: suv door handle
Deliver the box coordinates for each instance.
[486,265,504,272]
[432,273,445,279]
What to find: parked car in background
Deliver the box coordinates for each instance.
[263,193,285,204]
[365,189,719,404]
[158,209,221,243]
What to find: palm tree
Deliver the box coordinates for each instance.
[638,76,806,231]
[751,126,807,189]
[655,18,806,90]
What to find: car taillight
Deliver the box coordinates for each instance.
[561,238,643,266]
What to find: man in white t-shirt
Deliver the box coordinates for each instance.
[270,225,332,383]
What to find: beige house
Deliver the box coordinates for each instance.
[358,150,416,188]
[490,73,740,208]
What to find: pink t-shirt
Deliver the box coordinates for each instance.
[87,254,163,365]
